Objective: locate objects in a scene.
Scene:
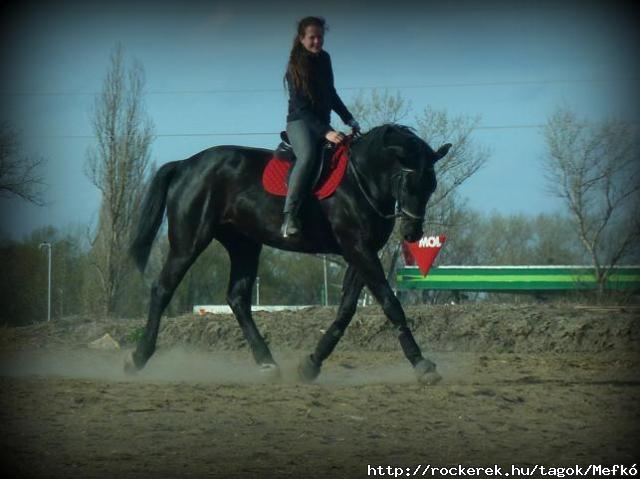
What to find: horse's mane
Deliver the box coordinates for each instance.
[352,123,430,158]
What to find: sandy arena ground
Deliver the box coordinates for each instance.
[1,304,639,478]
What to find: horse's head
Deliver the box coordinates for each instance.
[380,125,452,242]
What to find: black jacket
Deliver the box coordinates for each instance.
[286,50,354,139]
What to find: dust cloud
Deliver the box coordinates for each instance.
[0,347,478,386]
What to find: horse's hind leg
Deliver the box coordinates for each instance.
[125,222,214,373]
[298,265,363,382]
[219,232,279,378]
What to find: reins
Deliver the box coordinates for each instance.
[347,154,400,219]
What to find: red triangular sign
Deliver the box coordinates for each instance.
[404,235,446,276]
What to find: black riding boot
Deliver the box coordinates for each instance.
[281,211,301,238]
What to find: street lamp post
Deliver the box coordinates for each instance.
[323,255,329,306]
[39,242,52,322]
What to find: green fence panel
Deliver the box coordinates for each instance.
[396,266,640,292]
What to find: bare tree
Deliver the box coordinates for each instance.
[543,105,640,295]
[0,123,46,205]
[85,44,154,315]
[415,107,489,228]
[348,89,412,131]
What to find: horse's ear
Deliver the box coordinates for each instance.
[434,143,452,162]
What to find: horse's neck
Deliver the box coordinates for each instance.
[349,152,396,213]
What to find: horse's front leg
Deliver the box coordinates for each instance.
[298,265,363,382]
[347,249,441,385]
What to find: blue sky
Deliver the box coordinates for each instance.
[1,0,638,239]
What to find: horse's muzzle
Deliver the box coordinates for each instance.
[404,231,423,243]
[401,218,423,243]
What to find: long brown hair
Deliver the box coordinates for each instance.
[284,16,327,103]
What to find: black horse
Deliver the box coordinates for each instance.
[125,124,451,383]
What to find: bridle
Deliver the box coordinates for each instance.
[347,149,426,221]
[392,168,426,220]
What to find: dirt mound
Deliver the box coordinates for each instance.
[1,304,638,354]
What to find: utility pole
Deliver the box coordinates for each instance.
[256,276,260,306]
[323,255,329,306]
[59,288,64,318]
[39,242,52,322]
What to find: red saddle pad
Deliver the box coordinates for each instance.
[262,142,350,200]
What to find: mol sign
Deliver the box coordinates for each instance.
[404,235,446,276]
[418,236,443,248]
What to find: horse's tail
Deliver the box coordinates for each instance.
[130,161,180,273]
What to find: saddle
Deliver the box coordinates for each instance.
[262,131,351,199]
[274,131,337,169]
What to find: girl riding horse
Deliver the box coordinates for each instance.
[282,16,360,237]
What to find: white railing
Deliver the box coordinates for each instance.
[193,305,313,315]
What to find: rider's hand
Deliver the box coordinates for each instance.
[325,130,346,144]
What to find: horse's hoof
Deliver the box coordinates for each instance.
[297,354,321,383]
[258,363,281,382]
[414,358,442,385]
[124,351,142,375]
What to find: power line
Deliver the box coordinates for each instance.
[3,77,638,97]
[32,132,277,139]
[29,121,640,140]
[475,124,546,130]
